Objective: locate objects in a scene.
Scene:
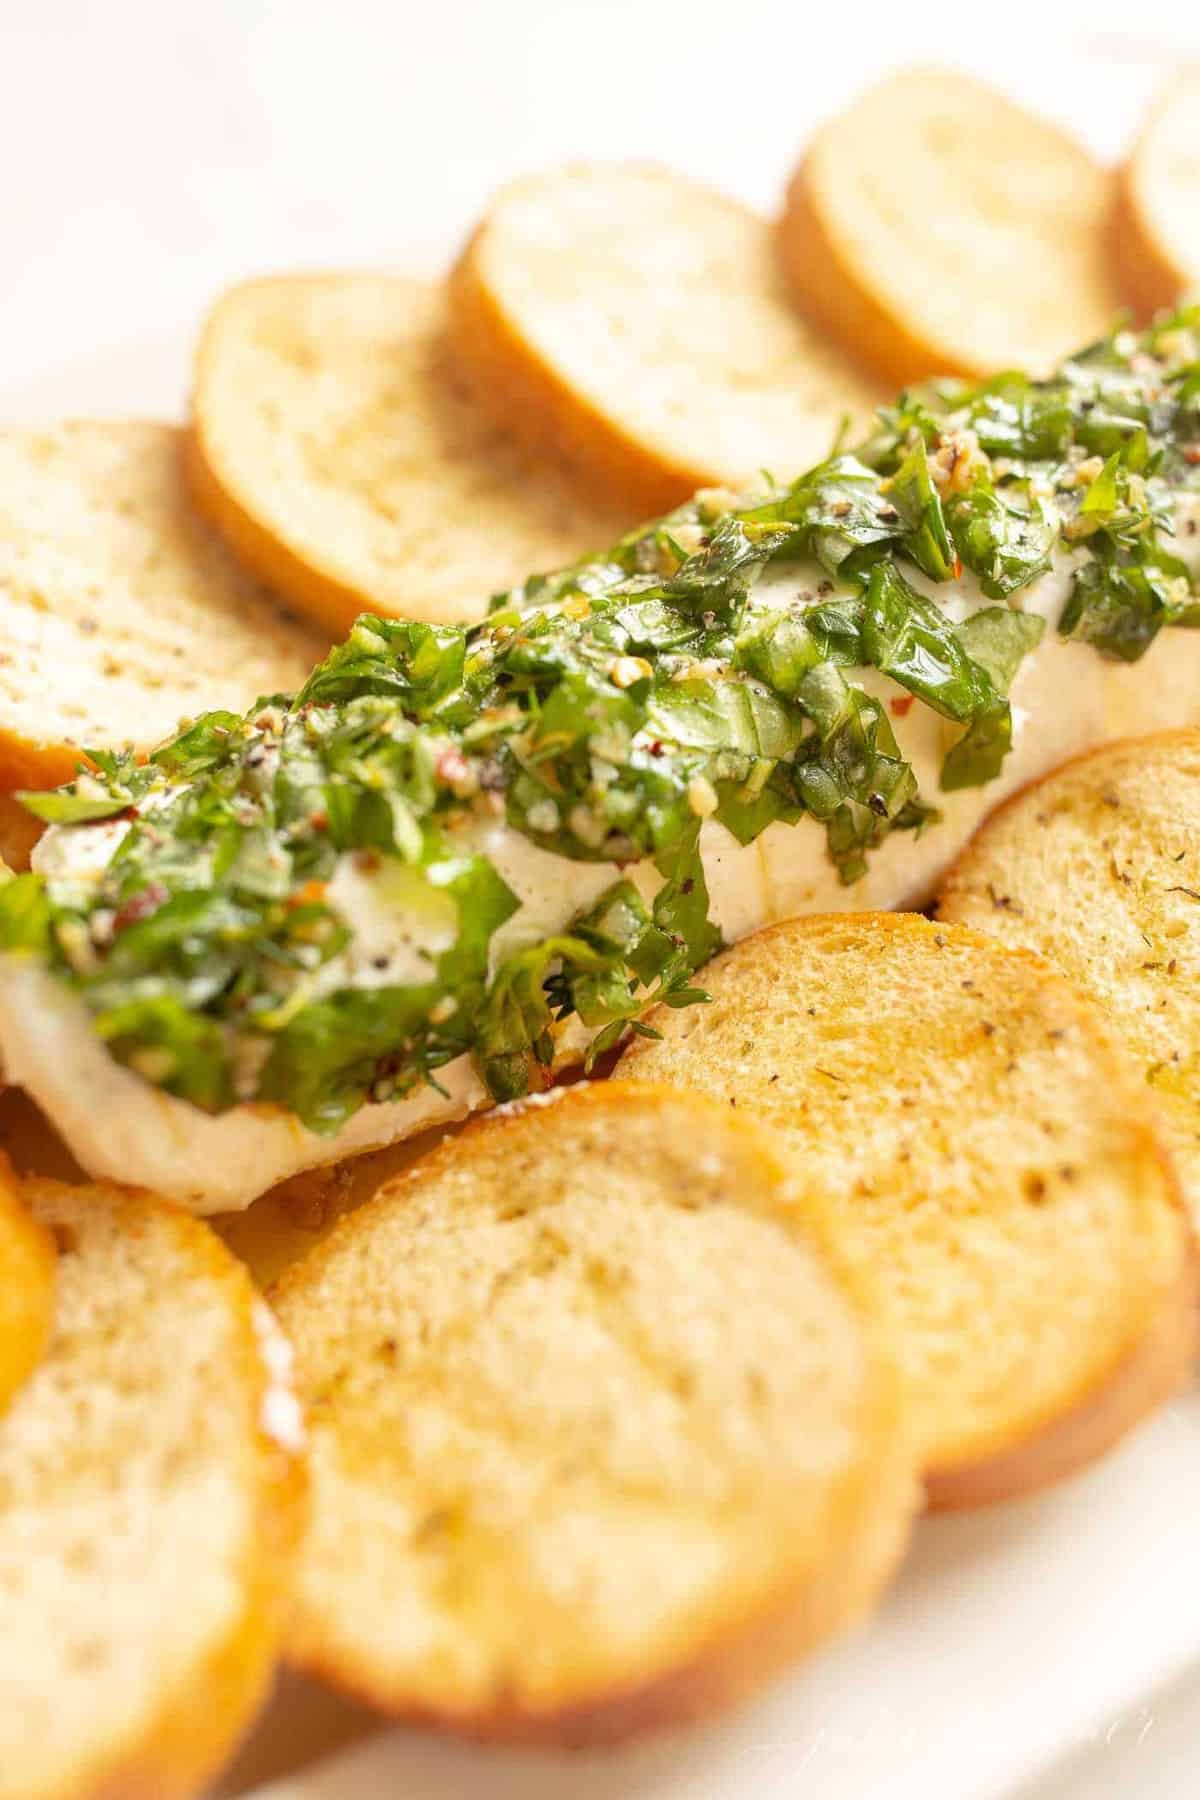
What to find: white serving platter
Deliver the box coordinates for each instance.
[3,12,1199,1787]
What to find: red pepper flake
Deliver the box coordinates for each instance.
[290,880,329,909]
[890,695,915,717]
[309,810,329,833]
[952,554,963,579]
[113,882,168,933]
[1185,447,1200,465]
[436,747,472,785]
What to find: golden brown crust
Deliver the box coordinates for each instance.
[183,420,363,646]
[0,792,45,872]
[292,1410,913,1751]
[935,727,1200,1236]
[0,1180,306,1800]
[276,1083,917,1742]
[927,1223,1198,1509]
[0,739,81,802]
[1110,172,1181,325]
[936,726,1200,872]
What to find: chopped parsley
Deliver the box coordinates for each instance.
[3,310,1198,1126]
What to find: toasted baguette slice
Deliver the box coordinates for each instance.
[0,1178,305,1800]
[0,422,324,794]
[187,275,629,637]
[0,1156,54,1418]
[780,69,1121,384]
[1113,72,1200,319]
[937,729,1200,1224]
[619,915,1196,1508]
[448,164,882,515]
[274,1083,917,1743]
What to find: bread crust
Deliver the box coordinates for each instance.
[927,1223,1198,1509]
[936,725,1200,866]
[0,1182,307,1800]
[0,791,45,872]
[778,160,955,390]
[448,226,701,517]
[936,727,1200,1231]
[1110,175,1182,325]
[183,417,363,646]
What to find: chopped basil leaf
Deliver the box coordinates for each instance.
[792,665,933,883]
[19,745,153,824]
[1059,535,1197,662]
[954,608,1045,694]
[946,484,1056,599]
[887,437,956,581]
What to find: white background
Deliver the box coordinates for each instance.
[3,4,1200,1796]
[2,0,1198,408]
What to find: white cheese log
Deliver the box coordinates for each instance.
[3,531,1199,1212]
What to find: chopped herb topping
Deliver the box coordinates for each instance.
[3,311,1198,1127]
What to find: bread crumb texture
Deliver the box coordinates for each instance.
[0,421,324,791]
[938,729,1200,1222]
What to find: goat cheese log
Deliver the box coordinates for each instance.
[3,314,1200,1211]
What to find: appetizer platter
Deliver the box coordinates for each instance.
[0,58,1199,1800]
